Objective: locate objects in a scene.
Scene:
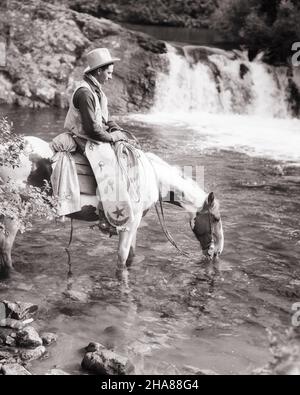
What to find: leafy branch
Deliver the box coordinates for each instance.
[0,117,57,233]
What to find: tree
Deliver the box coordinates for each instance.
[212,0,300,64]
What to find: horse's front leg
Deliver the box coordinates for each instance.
[0,217,19,277]
[117,229,135,270]
[117,212,141,271]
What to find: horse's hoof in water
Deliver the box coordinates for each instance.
[0,266,16,280]
[115,266,129,284]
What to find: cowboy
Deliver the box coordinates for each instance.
[64,47,128,151]
[58,48,137,234]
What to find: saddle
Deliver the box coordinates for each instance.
[72,152,97,196]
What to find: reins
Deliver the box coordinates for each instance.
[148,158,190,257]
[155,189,190,257]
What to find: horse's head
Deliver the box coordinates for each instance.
[191,192,224,258]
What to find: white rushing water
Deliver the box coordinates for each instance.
[130,44,300,162]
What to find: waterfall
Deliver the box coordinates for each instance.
[152,44,300,119]
[129,44,300,162]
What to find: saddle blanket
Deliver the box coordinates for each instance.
[85,141,139,229]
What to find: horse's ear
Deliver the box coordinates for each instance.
[207,192,215,207]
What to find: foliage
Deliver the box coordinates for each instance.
[0,118,57,233]
[212,0,300,64]
[0,118,25,168]
[68,0,218,28]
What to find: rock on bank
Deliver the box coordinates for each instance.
[0,0,167,112]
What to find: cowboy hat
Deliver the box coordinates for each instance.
[84,48,120,74]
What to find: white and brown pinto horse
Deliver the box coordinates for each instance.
[0,136,224,277]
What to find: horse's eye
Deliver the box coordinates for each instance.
[213,215,220,222]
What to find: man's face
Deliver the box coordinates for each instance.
[97,64,114,85]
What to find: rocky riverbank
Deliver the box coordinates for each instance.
[0,299,136,375]
[0,300,57,375]
[0,0,167,112]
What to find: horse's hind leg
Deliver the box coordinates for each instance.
[0,217,19,276]
[117,230,134,270]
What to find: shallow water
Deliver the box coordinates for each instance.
[0,104,300,374]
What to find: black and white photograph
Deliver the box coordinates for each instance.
[0,0,300,377]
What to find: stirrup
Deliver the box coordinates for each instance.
[92,210,118,237]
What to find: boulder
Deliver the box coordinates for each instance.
[82,349,135,375]
[16,326,43,349]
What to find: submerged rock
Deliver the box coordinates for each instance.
[45,369,70,375]
[41,332,57,346]
[183,364,219,375]
[82,349,135,375]
[196,369,219,375]
[63,290,89,303]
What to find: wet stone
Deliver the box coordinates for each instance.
[0,318,33,330]
[1,300,38,320]
[0,350,17,361]
[41,332,57,346]
[1,363,31,375]
[5,336,16,347]
[82,349,135,375]
[16,327,43,349]
[85,342,105,353]
[20,346,46,362]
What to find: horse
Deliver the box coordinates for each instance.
[0,136,224,277]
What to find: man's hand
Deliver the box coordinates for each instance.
[110,130,129,143]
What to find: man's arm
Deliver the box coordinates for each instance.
[73,87,114,143]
